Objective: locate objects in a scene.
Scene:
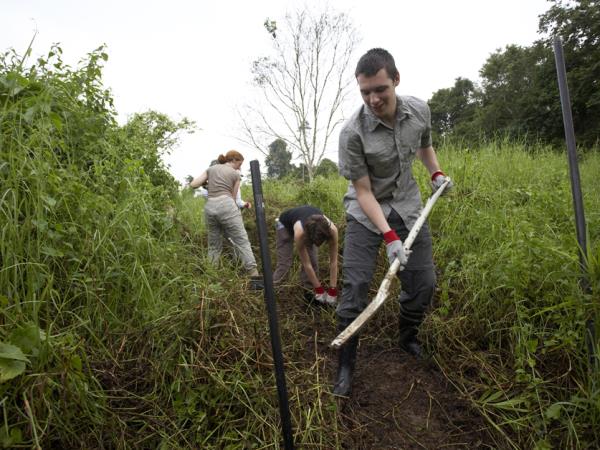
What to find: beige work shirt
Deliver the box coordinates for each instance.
[206,164,240,199]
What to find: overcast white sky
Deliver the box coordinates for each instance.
[3,0,552,183]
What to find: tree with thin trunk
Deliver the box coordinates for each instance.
[239,7,360,182]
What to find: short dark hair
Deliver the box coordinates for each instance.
[304,215,332,247]
[355,48,399,80]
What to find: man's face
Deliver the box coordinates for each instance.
[357,68,399,123]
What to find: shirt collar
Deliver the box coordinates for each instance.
[396,96,411,122]
[363,95,411,131]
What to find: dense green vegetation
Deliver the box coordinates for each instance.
[2,41,600,450]
[0,43,345,449]
[425,143,600,448]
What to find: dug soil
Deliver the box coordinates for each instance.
[279,289,494,450]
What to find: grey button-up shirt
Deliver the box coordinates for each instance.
[338,95,432,233]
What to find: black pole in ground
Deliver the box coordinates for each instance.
[552,36,596,367]
[250,160,295,449]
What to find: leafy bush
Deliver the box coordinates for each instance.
[1,43,341,449]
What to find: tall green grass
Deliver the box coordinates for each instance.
[424,141,600,449]
[2,43,599,448]
[245,141,600,447]
[0,45,340,448]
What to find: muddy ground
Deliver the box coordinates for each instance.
[278,288,495,450]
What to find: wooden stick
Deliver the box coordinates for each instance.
[330,180,450,349]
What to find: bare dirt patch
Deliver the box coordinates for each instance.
[279,288,493,449]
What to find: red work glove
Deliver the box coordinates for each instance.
[325,287,338,306]
[314,286,326,303]
[383,230,409,267]
[431,170,453,195]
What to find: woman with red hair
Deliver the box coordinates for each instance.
[190,150,262,289]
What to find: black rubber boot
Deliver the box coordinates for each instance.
[398,316,422,358]
[332,323,358,397]
[249,275,264,290]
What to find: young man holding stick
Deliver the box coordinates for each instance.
[334,48,453,396]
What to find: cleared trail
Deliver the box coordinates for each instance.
[277,286,494,449]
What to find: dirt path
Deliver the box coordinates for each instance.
[279,289,493,449]
[335,344,491,449]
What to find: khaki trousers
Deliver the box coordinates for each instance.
[204,195,257,273]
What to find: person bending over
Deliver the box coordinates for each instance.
[273,205,339,306]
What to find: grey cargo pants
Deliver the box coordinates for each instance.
[336,209,436,326]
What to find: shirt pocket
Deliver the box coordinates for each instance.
[365,146,399,178]
[398,143,417,163]
[397,128,420,163]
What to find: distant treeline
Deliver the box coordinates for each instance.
[428,0,600,148]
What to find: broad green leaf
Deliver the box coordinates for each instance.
[527,339,538,353]
[10,324,46,357]
[70,355,82,372]
[49,112,63,131]
[0,343,30,362]
[8,84,24,97]
[0,358,25,382]
[0,343,29,382]
[42,195,57,207]
[31,218,48,231]
[545,403,562,420]
[0,426,23,447]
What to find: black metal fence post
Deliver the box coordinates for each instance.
[552,36,596,367]
[250,160,295,449]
